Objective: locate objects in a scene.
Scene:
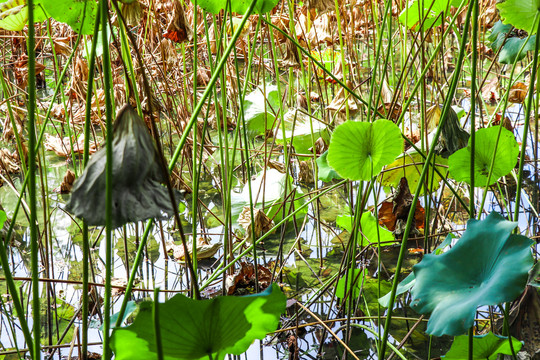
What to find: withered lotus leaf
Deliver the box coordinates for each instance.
[66,104,178,228]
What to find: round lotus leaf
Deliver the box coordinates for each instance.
[497,0,540,35]
[410,212,533,336]
[110,284,286,360]
[448,126,518,187]
[328,120,403,181]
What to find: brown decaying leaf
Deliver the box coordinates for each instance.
[377,103,402,122]
[225,262,273,295]
[14,55,46,88]
[508,82,528,104]
[0,148,21,174]
[309,137,328,155]
[268,159,286,173]
[481,77,499,105]
[0,106,24,142]
[163,0,192,43]
[166,237,221,262]
[58,169,76,194]
[327,80,359,113]
[44,133,97,158]
[298,160,314,184]
[281,37,300,68]
[378,177,425,236]
[307,13,335,46]
[305,0,335,13]
[238,206,275,242]
[121,0,142,27]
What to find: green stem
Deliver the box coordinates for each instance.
[27,0,40,358]
[379,1,475,357]
[100,0,114,358]
[513,14,540,221]
[82,6,102,360]
[153,288,164,360]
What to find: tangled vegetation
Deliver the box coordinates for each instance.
[0,0,539,359]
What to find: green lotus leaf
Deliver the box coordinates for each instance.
[0,0,48,30]
[243,85,281,138]
[442,332,522,359]
[336,212,396,247]
[488,21,537,64]
[230,168,306,227]
[0,0,28,31]
[336,268,392,315]
[195,0,278,14]
[66,104,180,228]
[336,268,365,300]
[448,126,519,187]
[0,0,93,33]
[327,120,403,181]
[378,234,454,308]
[399,0,462,31]
[110,283,286,360]
[316,150,341,182]
[497,0,540,35]
[410,212,534,336]
[275,109,329,155]
[41,0,97,35]
[0,210,6,229]
[379,151,448,195]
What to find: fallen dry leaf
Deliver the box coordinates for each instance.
[0,148,21,174]
[58,169,76,194]
[378,177,425,238]
[166,237,221,262]
[481,77,499,105]
[327,81,359,113]
[225,262,273,295]
[298,160,314,184]
[238,206,275,242]
[44,133,97,158]
[508,82,528,103]
[163,0,192,43]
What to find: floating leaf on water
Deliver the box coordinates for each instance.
[65,104,180,228]
[110,283,286,360]
[225,262,273,295]
[442,332,522,360]
[166,237,222,262]
[243,85,281,138]
[44,133,97,158]
[231,168,306,226]
[410,212,534,336]
[336,212,396,247]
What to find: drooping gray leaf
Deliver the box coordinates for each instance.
[65,104,179,228]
